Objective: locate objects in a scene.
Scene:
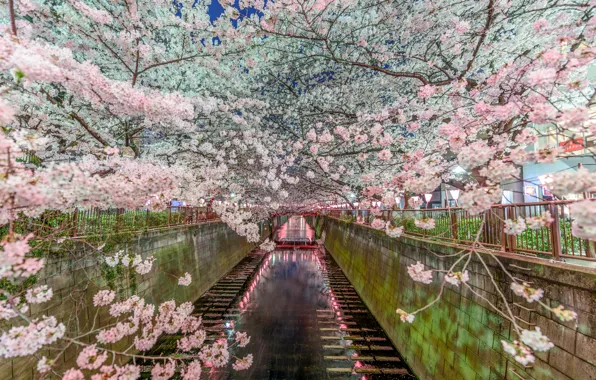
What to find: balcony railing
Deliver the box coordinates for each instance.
[323,200,595,262]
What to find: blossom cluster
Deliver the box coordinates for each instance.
[407,261,433,284]
[504,218,527,235]
[233,354,254,370]
[371,218,386,229]
[259,238,276,252]
[0,0,594,374]
[0,316,65,358]
[501,340,535,366]
[104,251,155,275]
[93,290,116,307]
[0,234,43,279]
[459,187,502,216]
[199,339,230,368]
[25,285,53,304]
[511,282,544,303]
[178,273,192,286]
[445,271,469,287]
[385,223,404,238]
[414,218,435,230]
[395,308,415,323]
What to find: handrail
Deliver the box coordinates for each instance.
[321,200,596,262]
[2,206,219,239]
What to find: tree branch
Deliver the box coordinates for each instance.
[8,0,17,35]
[459,0,495,80]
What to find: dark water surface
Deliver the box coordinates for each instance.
[144,218,414,379]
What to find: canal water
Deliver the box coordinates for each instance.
[142,217,414,379]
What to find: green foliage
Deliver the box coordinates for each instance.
[0,209,188,243]
[0,275,38,300]
[100,262,119,291]
[516,220,585,256]
[395,214,587,258]
[339,215,356,224]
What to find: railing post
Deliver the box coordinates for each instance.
[167,206,171,227]
[71,208,79,237]
[116,208,124,231]
[98,208,103,236]
[500,207,507,252]
[507,206,517,253]
[589,241,596,259]
[450,209,458,241]
[549,203,562,261]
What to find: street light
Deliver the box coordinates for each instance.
[424,193,433,208]
[449,189,460,206]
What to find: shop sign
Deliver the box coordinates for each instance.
[559,138,584,152]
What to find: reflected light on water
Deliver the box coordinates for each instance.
[274,216,315,244]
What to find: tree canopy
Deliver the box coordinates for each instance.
[1,0,595,239]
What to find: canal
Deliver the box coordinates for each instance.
[143,217,414,379]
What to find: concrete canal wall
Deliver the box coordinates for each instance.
[322,217,596,380]
[1,221,269,379]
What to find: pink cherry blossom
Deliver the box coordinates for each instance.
[37,356,51,374]
[178,329,206,351]
[396,308,415,323]
[76,345,107,370]
[407,262,433,284]
[25,285,53,304]
[377,149,392,160]
[414,218,435,230]
[354,134,368,144]
[370,218,386,229]
[232,354,253,370]
[533,18,550,32]
[181,360,202,379]
[0,99,15,124]
[151,360,176,380]
[0,316,65,358]
[527,68,557,86]
[417,84,436,99]
[178,273,192,286]
[93,290,116,307]
[511,282,544,303]
[502,340,535,366]
[235,331,251,347]
[62,368,85,380]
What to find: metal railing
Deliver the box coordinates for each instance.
[4,206,218,239]
[324,200,596,262]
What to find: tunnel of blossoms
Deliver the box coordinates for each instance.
[0,0,595,379]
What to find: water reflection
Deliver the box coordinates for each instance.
[229,250,330,379]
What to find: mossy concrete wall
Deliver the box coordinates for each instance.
[323,217,596,380]
[2,221,269,380]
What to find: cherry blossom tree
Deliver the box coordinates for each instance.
[1,0,595,375]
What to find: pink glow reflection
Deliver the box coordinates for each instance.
[274,216,315,243]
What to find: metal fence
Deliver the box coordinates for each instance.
[6,206,218,238]
[324,200,595,262]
